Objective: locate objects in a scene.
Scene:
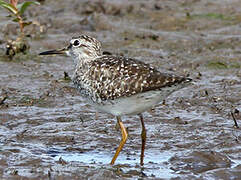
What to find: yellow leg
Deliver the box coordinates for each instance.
[139,114,146,166]
[110,116,128,165]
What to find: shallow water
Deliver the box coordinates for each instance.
[53,150,176,178]
[0,0,241,179]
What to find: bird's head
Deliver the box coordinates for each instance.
[39,35,102,65]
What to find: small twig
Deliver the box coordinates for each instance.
[0,95,8,105]
[17,14,24,34]
[64,71,71,81]
[231,111,239,128]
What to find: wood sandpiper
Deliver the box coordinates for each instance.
[39,35,192,166]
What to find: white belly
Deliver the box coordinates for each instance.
[93,89,172,116]
[86,80,191,116]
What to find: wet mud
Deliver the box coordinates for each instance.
[0,0,241,179]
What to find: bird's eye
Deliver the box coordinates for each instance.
[73,40,80,47]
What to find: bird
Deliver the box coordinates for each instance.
[39,35,192,166]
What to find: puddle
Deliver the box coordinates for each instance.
[52,149,177,178]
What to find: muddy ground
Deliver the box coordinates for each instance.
[0,0,241,179]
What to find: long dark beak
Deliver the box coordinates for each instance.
[39,45,71,56]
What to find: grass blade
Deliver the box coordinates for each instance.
[0,0,18,14]
[17,1,40,15]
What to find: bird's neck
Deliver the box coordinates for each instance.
[73,54,101,74]
[73,54,95,67]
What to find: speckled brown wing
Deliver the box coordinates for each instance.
[88,55,189,101]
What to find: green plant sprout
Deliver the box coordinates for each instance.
[0,0,40,35]
[0,0,40,58]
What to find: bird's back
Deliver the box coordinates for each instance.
[73,55,191,104]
